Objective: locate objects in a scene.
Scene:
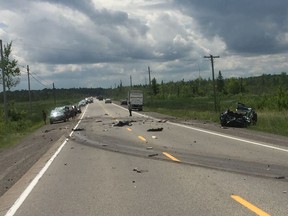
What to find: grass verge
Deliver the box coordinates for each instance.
[144,98,288,137]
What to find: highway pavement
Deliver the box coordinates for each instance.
[1,99,288,216]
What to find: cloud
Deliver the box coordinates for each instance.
[0,0,287,90]
[174,0,288,54]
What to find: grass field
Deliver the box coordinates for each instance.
[0,98,83,149]
[144,96,288,137]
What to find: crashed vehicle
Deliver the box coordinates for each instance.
[49,107,68,124]
[220,103,257,127]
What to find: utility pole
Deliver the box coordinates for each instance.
[27,65,32,113]
[204,54,220,111]
[53,83,56,106]
[148,66,151,86]
[130,75,132,89]
[0,39,8,121]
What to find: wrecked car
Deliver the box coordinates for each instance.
[220,103,257,127]
[49,108,67,124]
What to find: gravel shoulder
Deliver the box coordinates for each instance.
[0,109,287,198]
[0,119,77,197]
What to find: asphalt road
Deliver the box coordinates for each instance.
[1,99,288,216]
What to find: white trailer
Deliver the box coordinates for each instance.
[128,90,143,111]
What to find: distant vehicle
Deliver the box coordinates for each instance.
[78,100,87,107]
[97,96,104,100]
[105,98,112,103]
[120,99,128,105]
[85,97,93,103]
[49,108,67,124]
[63,105,75,119]
[128,90,143,111]
[72,105,81,114]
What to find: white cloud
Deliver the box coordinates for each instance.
[0,0,287,90]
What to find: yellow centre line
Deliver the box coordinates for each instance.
[163,152,180,162]
[138,136,147,142]
[231,195,271,216]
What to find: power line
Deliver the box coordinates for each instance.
[29,72,51,88]
[19,64,52,88]
[204,54,220,111]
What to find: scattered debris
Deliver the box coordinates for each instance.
[44,128,56,133]
[113,121,132,127]
[221,126,229,129]
[275,176,285,180]
[102,144,108,147]
[148,153,158,157]
[152,136,157,139]
[72,128,85,131]
[283,191,287,193]
[147,127,163,132]
[146,146,153,150]
[158,119,167,123]
[95,120,102,123]
[133,168,141,173]
[133,168,148,173]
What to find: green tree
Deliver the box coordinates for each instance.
[226,78,241,94]
[277,87,288,110]
[0,42,21,90]
[216,70,225,93]
[151,77,159,95]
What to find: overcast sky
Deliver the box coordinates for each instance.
[1,0,288,90]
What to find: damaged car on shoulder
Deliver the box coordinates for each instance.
[220,103,257,128]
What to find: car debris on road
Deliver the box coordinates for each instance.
[147,127,163,132]
[112,120,133,127]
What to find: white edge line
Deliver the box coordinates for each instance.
[5,105,89,216]
[113,103,288,153]
[168,121,288,153]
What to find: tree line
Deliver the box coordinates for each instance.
[1,41,288,120]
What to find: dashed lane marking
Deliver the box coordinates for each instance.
[163,152,181,162]
[231,195,271,216]
[138,136,147,142]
